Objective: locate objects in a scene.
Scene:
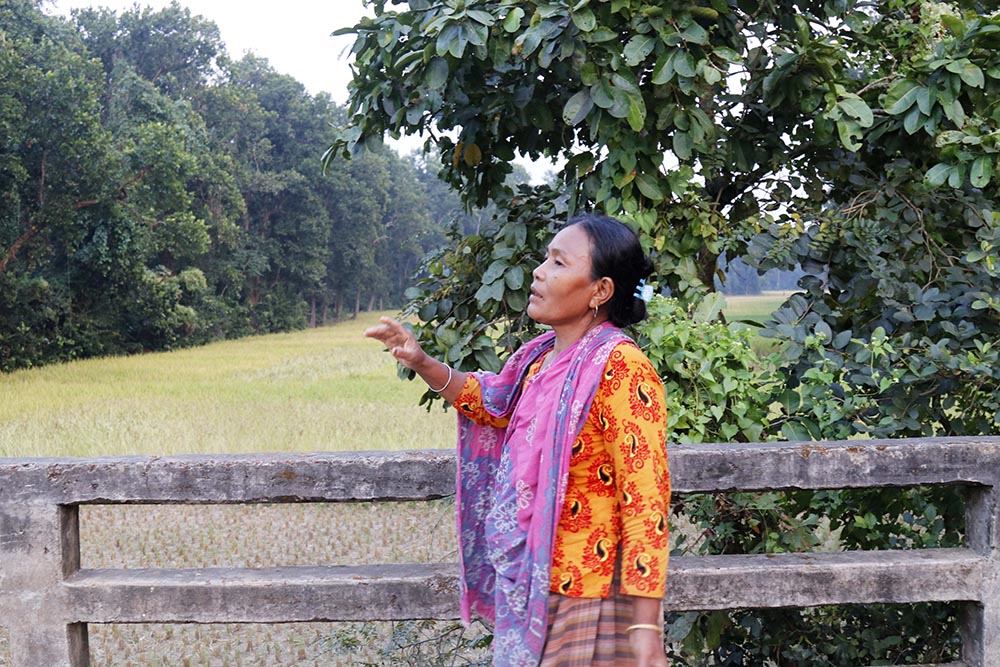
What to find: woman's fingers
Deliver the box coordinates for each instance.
[364,317,408,346]
[364,317,426,370]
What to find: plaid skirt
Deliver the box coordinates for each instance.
[538,589,633,667]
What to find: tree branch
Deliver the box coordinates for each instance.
[0,225,38,275]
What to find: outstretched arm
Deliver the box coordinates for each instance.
[364,317,468,403]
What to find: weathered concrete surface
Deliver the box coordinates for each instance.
[665,548,984,610]
[0,450,457,504]
[65,563,459,623]
[0,503,87,667]
[60,548,983,623]
[0,436,997,666]
[961,485,1000,667]
[0,437,997,504]
[667,437,1000,493]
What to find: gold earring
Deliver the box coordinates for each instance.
[592,304,598,320]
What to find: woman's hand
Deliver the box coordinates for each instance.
[364,317,428,370]
[629,628,669,667]
[627,597,669,667]
[364,316,468,402]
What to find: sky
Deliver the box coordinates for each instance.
[43,0,554,181]
[45,0,371,104]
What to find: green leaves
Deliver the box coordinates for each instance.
[634,172,665,201]
[639,295,777,445]
[970,156,993,188]
[883,79,922,116]
[838,97,873,127]
[626,94,647,132]
[624,34,656,66]
[825,93,873,152]
[425,57,449,90]
[502,7,524,32]
[570,7,596,32]
[435,19,489,59]
[562,89,594,126]
[945,59,984,88]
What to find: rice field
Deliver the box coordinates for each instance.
[0,312,466,666]
[80,501,470,667]
[0,312,455,457]
[0,297,785,666]
[722,291,793,323]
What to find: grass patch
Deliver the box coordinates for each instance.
[0,312,455,458]
[723,291,792,324]
[79,502,458,569]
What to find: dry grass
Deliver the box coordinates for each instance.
[0,312,454,457]
[722,290,793,323]
[79,502,458,570]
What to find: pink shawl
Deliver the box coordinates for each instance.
[456,322,629,666]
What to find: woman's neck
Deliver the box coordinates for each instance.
[549,315,608,359]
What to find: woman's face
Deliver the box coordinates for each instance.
[527,224,602,327]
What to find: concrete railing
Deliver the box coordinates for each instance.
[0,436,997,667]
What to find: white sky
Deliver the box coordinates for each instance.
[45,0,369,104]
[42,0,554,182]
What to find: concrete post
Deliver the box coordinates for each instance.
[961,484,999,667]
[0,503,88,667]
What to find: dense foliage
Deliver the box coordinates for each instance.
[0,0,476,371]
[335,0,999,663]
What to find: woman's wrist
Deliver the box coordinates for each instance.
[416,356,452,392]
[427,364,453,393]
[411,352,436,376]
[626,623,663,634]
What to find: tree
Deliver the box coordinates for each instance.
[72,1,224,98]
[333,1,1000,663]
[0,0,126,366]
[71,3,242,349]
[334,0,1000,425]
[2,1,455,371]
[331,0,996,291]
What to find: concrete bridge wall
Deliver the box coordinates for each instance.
[0,437,996,666]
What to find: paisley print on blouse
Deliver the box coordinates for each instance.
[454,341,670,599]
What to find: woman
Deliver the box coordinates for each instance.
[365,214,670,667]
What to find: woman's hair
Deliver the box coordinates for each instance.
[565,213,654,327]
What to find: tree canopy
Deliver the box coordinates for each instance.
[334,1,999,662]
[334,0,999,433]
[336,0,995,285]
[0,0,476,371]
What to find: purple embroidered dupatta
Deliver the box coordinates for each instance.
[456,322,629,667]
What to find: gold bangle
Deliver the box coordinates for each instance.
[626,623,662,633]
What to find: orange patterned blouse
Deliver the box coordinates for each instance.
[453,340,670,599]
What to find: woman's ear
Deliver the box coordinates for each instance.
[593,276,615,308]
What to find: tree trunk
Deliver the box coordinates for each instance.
[697,248,720,293]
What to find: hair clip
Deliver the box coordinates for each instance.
[634,279,654,303]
